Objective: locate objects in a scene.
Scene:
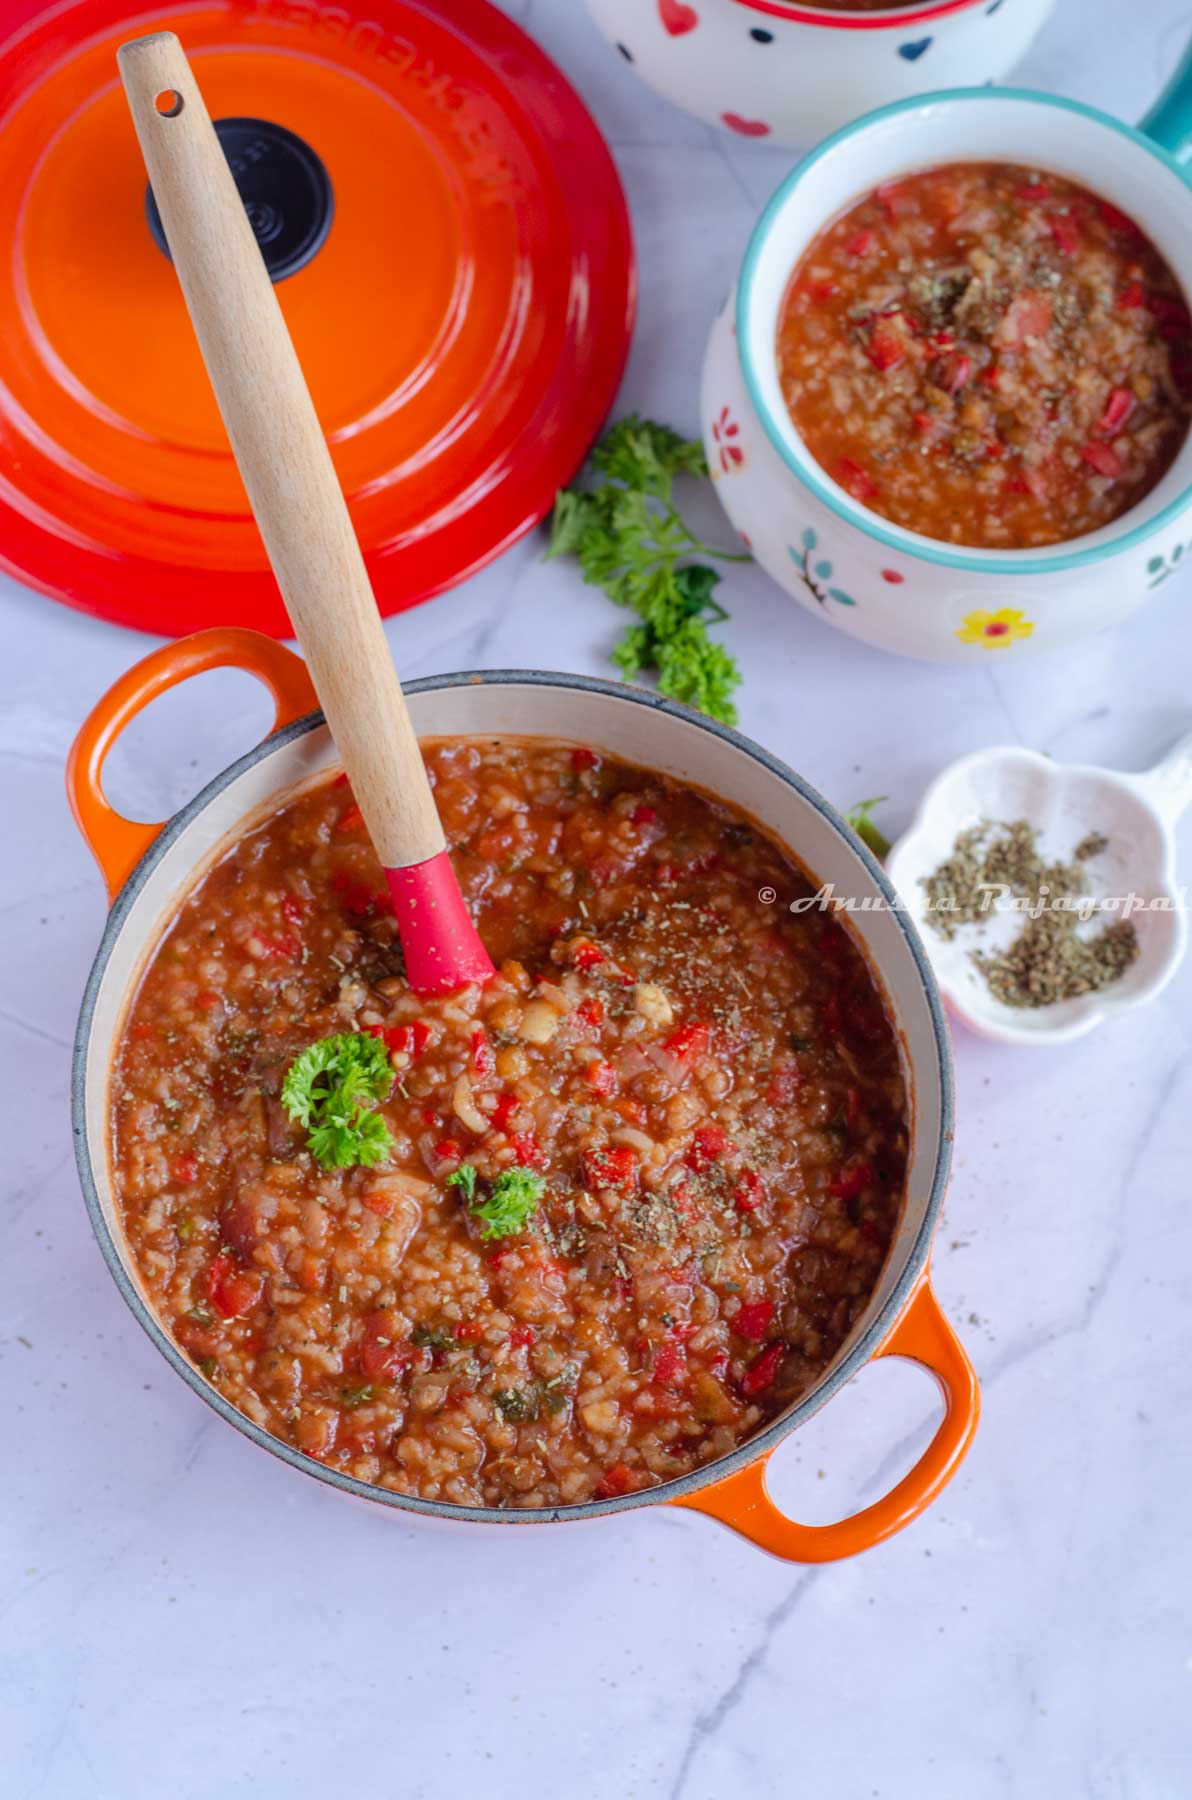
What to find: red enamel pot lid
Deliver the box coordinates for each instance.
[0,0,635,635]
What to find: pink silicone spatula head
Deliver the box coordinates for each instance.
[118,32,493,995]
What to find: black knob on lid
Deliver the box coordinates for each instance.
[146,116,333,282]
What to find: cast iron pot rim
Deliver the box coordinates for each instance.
[72,668,955,1527]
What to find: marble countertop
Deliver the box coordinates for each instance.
[3,2,1192,1794]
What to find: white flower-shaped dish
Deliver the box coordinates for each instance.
[886,735,1192,1047]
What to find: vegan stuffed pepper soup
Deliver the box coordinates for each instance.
[703,62,1192,660]
[71,631,976,1561]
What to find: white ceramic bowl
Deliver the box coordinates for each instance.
[886,734,1192,1045]
[69,629,978,1562]
[702,78,1192,661]
[587,0,1056,147]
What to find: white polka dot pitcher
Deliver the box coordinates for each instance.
[587,0,1057,146]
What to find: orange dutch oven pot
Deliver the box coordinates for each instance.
[69,628,979,1560]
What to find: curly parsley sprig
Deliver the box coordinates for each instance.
[548,415,749,725]
[281,1033,395,1170]
[844,796,892,860]
[447,1162,545,1240]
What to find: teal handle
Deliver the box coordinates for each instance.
[1141,37,1192,164]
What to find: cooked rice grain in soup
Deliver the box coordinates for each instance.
[778,162,1192,548]
[112,740,907,1508]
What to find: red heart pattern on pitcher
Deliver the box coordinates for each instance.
[658,0,699,36]
[722,112,771,137]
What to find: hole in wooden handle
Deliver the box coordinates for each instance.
[154,88,183,117]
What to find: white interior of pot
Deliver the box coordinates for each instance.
[80,679,948,1460]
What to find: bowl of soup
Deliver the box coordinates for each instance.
[702,76,1192,659]
[69,627,977,1560]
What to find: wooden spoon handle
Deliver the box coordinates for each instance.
[117,31,444,870]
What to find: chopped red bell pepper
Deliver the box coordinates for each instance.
[332,871,375,917]
[829,1160,874,1203]
[845,229,876,259]
[172,1154,199,1185]
[360,1309,411,1382]
[575,996,605,1031]
[471,1028,495,1079]
[374,1020,431,1058]
[734,1169,766,1212]
[573,942,606,971]
[336,803,365,833]
[733,1298,775,1342]
[509,1323,536,1349]
[739,1341,785,1398]
[432,1139,462,1170]
[837,456,877,501]
[594,1461,639,1500]
[490,1092,522,1133]
[586,1061,618,1098]
[1117,280,1145,310]
[662,1021,711,1062]
[1081,441,1123,479]
[998,291,1052,344]
[206,1254,260,1320]
[581,1145,638,1193]
[765,1063,802,1108]
[652,1340,686,1386]
[686,1123,732,1171]
[943,352,971,394]
[255,934,299,960]
[631,803,659,828]
[866,323,905,372]
[454,1319,486,1344]
[1098,199,1140,238]
[669,1178,697,1218]
[570,747,599,771]
[1015,180,1051,202]
[1097,387,1136,436]
[1048,212,1079,255]
[510,1132,547,1171]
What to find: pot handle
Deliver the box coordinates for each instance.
[1141,36,1192,164]
[67,627,318,902]
[670,1275,978,1563]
